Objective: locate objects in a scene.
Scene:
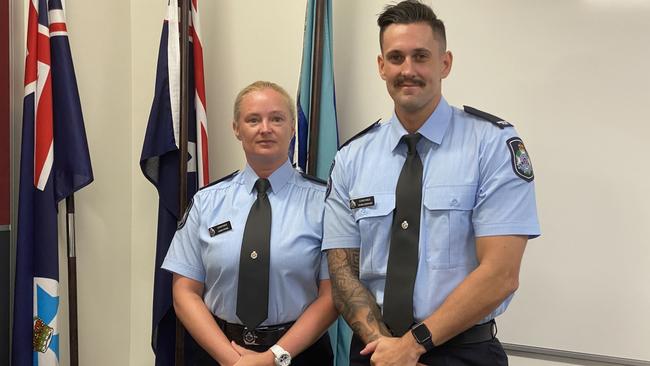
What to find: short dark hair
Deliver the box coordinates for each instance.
[377,0,446,51]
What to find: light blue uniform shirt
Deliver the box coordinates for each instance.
[163,159,329,326]
[322,97,540,324]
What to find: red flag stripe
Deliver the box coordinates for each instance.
[49,23,67,33]
[32,3,54,190]
[192,1,209,185]
[200,124,209,186]
[24,4,38,86]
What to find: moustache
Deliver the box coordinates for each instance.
[394,76,425,87]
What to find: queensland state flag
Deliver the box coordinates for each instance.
[291,0,348,364]
[140,0,209,364]
[12,0,93,365]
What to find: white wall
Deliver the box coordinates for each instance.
[130,1,162,364]
[11,0,648,365]
[57,0,134,365]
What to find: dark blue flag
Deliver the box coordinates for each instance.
[13,0,93,364]
[140,1,210,364]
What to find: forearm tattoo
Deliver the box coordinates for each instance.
[327,249,391,342]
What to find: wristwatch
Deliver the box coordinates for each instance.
[270,344,292,366]
[410,322,435,352]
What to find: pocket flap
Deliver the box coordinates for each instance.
[423,185,476,210]
[352,194,395,221]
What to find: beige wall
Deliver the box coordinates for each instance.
[10,0,650,365]
[57,0,134,365]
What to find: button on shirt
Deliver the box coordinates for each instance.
[322,97,540,324]
[163,159,328,325]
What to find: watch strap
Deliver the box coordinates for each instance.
[270,344,291,366]
[411,323,435,352]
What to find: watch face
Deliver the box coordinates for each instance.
[278,354,290,366]
[412,324,431,342]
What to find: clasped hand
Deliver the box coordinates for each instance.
[230,341,275,366]
[360,335,426,366]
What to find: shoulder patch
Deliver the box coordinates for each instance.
[199,170,239,190]
[325,160,335,200]
[299,172,327,186]
[506,137,534,182]
[177,198,194,230]
[338,119,381,150]
[463,105,513,129]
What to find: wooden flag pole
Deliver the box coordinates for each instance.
[65,195,79,366]
[307,0,326,176]
[176,0,190,364]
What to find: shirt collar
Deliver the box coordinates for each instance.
[241,159,294,195]
[388,96,452,151]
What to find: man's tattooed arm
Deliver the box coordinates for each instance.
[327,248,391,343]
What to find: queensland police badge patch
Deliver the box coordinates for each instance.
[507,137,534,182]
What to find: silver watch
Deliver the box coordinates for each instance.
[270,344,291,366]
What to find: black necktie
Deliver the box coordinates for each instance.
[237,178,271,329]
[383,133,423,336]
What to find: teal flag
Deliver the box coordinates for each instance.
[292,0,339,179]
[291,1,351,365]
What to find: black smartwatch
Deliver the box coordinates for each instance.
[410,322,435,352]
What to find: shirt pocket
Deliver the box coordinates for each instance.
[351,194,395,279]
[201,220,241,272]
[422,185,476,269]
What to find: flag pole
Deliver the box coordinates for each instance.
[65,195,79,366]
[307,0,325,175]
[176,0,190,364]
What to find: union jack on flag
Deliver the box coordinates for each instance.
[140,0,210,364]
[12,0,93,365]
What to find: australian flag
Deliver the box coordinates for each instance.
[140,0,210,364]
[12,0,93,365]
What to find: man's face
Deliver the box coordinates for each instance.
[378,22,452,117]
[233,88,295,167]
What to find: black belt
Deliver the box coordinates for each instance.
[443,320,497,346]
[215,317,294,346]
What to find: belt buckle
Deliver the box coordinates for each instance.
[242,327,258,346]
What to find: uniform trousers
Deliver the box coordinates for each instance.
[190,333,333,366]
[349,333,508,366]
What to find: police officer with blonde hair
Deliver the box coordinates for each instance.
[163,81,337,365]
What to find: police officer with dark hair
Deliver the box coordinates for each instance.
[323,1,540,365]
[163,81,337,366]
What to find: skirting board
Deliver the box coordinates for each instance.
[503,343,650,366]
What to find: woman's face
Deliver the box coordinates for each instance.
[233,88,295,168]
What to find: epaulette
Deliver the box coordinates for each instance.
[199,170,239,190]
[299,172,327,186]
[463,106,513,129]
[338,119,381,150]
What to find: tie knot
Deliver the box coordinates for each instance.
[402,133,421,155]
[254,178,271,195]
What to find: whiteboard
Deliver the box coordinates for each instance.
[332,0,650,362]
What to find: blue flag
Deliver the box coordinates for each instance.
[292,0,339,179]
[12,0,93,364]
[140,1,210,364]
[292,1,350,365]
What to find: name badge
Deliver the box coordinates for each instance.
[208,221,232,237]
[349,196,375,209]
